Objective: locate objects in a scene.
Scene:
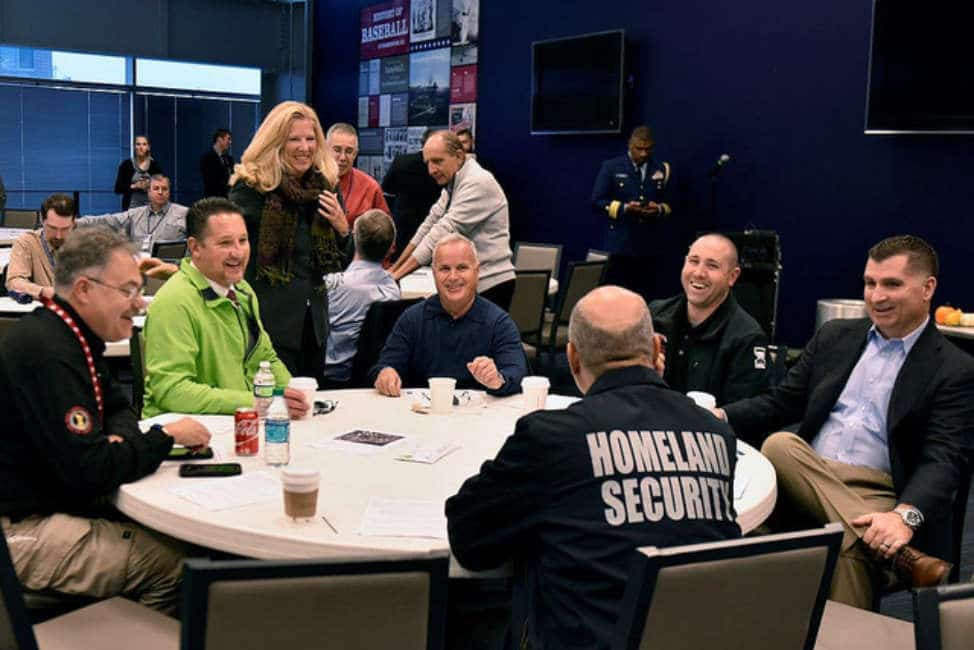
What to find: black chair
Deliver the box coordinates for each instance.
[151,240,187,263]
[2,209,38,229]
[721,230,781,342]
[181,553,449,650]
[543,260,606,352]
[913,582,974,650]
[507,270,550,368]
[0,521,177,650]
[612,523,843,650]
[513,242,563,281]
[347,297,422,388]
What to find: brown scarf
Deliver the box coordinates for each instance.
[256,170,345,285]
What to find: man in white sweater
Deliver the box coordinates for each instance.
[390,130,516,310]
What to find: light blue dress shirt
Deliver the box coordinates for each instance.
[323,260,400,382]
[811,317,929,474]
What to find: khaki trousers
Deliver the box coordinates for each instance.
[2,513,186,615]
[761,432,896,610]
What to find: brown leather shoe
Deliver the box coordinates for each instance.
[892,546,952,588]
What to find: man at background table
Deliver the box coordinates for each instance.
[714,235,974,609]
[0,226,210,613]
[650,233,768,405]
[142,197,307,418]
[446,286,739,649]
[372,234,526,397]
[381,129,441,260]
[5,193,76,301]
[323,209,400,386]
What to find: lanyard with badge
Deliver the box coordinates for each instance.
[40,234,57,270]
[42,298,104,426]
[137,206,169,253]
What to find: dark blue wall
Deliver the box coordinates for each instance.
[314,0,974,346]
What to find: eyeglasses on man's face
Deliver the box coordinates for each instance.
[83,276,144,301]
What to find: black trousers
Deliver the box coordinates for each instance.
[276,308,326,385]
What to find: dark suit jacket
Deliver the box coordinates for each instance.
[200,149,234,198]
[724,318,974,558]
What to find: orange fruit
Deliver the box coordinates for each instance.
[945,309,963,326]
[935,305,955,324]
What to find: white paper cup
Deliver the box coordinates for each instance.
[687,391,717,410]
[521,376,550,413]
[429,377,457,414]
[288,377,318,417]
[281,467,319,520]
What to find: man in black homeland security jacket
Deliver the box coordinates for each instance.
[447,286,740,650]
[650,233,768,405]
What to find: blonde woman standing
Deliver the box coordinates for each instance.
[229,101,351,380]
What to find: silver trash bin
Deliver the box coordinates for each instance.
[815,299,867,331]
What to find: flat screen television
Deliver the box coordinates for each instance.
[865,1,974,134]
[531,30,624,135]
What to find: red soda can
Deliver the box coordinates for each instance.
[235,407,259,456]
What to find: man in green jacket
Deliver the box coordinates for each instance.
[142,197,309,418]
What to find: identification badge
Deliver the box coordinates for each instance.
[141,235,152,252]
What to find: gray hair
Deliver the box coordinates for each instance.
[54,226,136,293]
[353,209,396,262]
[568,295,655,373]
[429,130,465,157]
[326,122,358,140]
[433,233,479,265]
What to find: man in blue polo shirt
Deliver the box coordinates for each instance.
[371,233,526,397]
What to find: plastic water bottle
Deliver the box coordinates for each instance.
[264,388,290,466]
[253,361,275,420]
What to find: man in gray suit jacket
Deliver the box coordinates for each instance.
[715,235,974,610]
[84,174,187,255]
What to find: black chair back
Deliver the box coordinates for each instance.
[2,210,38,229]
[0,523,42,650]
[508,270,550,349]
[913,582,974,650]
[129,328,146,413]
[181,554,449,650]
[347,297,422,388]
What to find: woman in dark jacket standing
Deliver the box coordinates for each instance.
[114,135,163,210]
[229,101,351,380]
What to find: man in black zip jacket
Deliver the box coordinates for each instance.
[650,233,768,405]
[0,226,209,613]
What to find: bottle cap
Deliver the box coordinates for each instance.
[272,388,284,397]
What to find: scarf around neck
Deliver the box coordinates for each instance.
[256,170,345,286]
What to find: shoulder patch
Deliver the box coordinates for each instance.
[65,406,93,435]
[753,346,767,370]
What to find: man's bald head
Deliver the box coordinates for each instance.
[568,286,655,379]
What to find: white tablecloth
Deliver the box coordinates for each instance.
[119,389,776,576]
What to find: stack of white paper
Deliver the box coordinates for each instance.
[358,497,447,539]
[169,471,280,511]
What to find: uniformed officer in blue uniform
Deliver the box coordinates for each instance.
[591,125,672,301]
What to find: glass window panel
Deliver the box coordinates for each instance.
[136,59,260,95]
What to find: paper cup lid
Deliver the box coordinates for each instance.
[521,376,550,389]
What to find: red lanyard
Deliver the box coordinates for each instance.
[43,299,104,424]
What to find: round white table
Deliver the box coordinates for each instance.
[120,389,776,576]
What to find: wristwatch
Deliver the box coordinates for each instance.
[897,507,924,531]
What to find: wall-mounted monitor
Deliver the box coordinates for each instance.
[865,1,974,134]
[531,30,624,135]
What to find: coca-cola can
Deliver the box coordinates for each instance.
[235,407,259,456]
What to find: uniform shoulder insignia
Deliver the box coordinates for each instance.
[753,346,767,370]
[65,406,93,435]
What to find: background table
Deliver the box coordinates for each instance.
[0,296,146,357]
[0,227,29,247]
[119,389,777,575]
[400,267,559,300]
